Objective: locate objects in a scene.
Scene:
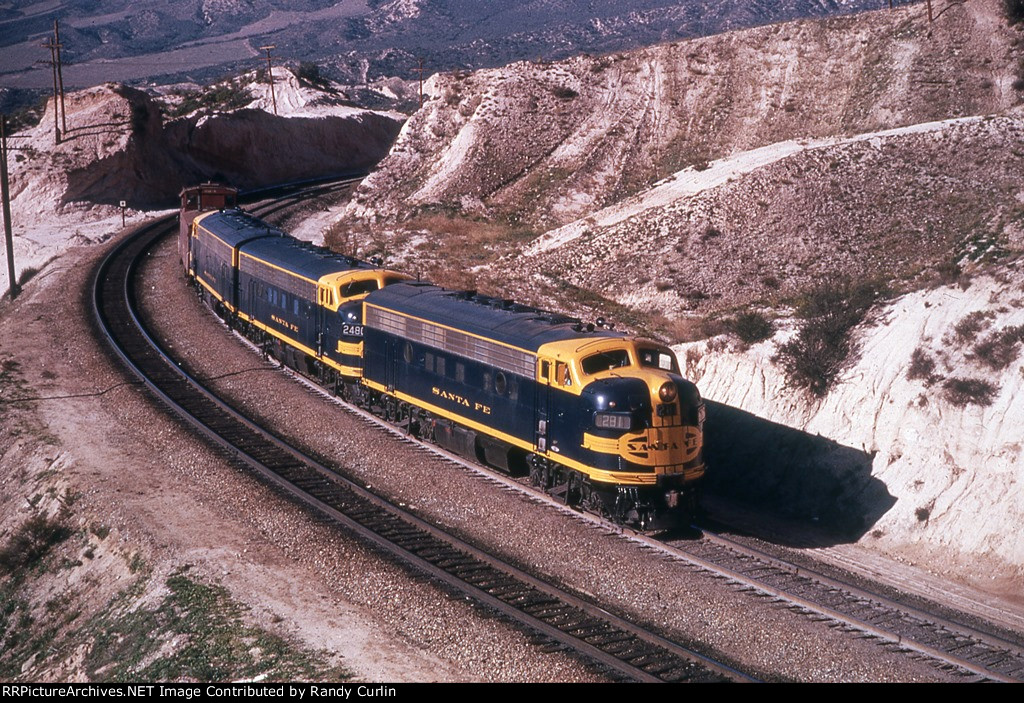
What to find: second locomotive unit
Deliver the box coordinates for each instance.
[179,184,706,529]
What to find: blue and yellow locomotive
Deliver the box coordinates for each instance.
[180,191,408,386]
[357,283,705,528]
[179,185,705,529]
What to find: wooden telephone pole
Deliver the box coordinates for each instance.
[41,38,62,144]
[259,45,279,115]
[1,116,18,300]
[54,20,67,136]
[415,57,425,108]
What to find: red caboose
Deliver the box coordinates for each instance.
[178,183,238,271]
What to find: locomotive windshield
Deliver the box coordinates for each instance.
[581,349,631,375]
[340,279,380,298]
[638,347,678,373]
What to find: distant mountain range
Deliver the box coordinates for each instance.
[1,0,914,107]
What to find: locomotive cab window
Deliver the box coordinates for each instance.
[339,279,379,299]
[639,348,678,373]
[581,349,630,375]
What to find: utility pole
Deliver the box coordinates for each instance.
[41,39,62,144]
[1,116,18,300]
[415,57,425,108]
[54,20,67,136]
[259,45,279,115]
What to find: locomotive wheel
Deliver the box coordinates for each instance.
[580,483,607,518]
[565,471,583,506]
[529,457,547,488]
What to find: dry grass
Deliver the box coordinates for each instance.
[399,214,536,290]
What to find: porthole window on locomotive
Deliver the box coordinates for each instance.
[403,342,413,363]
[495,372,507,395]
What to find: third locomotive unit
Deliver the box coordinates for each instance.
[179,184,706,529]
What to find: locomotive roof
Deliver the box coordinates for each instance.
[240,236,377,281]
[197,209,287,248]
[365,282,621,352]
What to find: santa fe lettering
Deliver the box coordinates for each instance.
[431,387,491,414]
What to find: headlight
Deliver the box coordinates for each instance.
[658,382,677,403]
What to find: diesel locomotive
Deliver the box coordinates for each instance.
[179,184,706,529]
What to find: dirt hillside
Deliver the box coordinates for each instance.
[346,0,1023,233]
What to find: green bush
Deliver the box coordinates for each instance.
[1006,0,1024,25]
[729,311,774,345]
[774,280,884,396]
[942,377,998,407]
[0,514,72,575]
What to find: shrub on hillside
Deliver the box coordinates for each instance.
[296,61,330,89]
[1006,0,1024,25]
[728,311,774,345]
[942,377,998,407]
[0,514,73,575]
[774,280,884,396]
[907,347,938,384]
[972,325,1024,370]
[951,310,995,344]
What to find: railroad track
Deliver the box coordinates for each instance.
[260,286,1024,682]
[91,184,754,684]
[314,384,1024,683]
[659,531,1024,682]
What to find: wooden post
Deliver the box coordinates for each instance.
[416,57,425,108]
[259,45,278,115]
[1,116,18,300]
[42,39,61,144]
[54,20,67,136]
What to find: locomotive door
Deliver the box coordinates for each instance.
[534,358,553,453]
[384,338,398,392]
[315,285,328,358]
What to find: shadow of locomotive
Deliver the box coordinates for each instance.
[701,400,896,546]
